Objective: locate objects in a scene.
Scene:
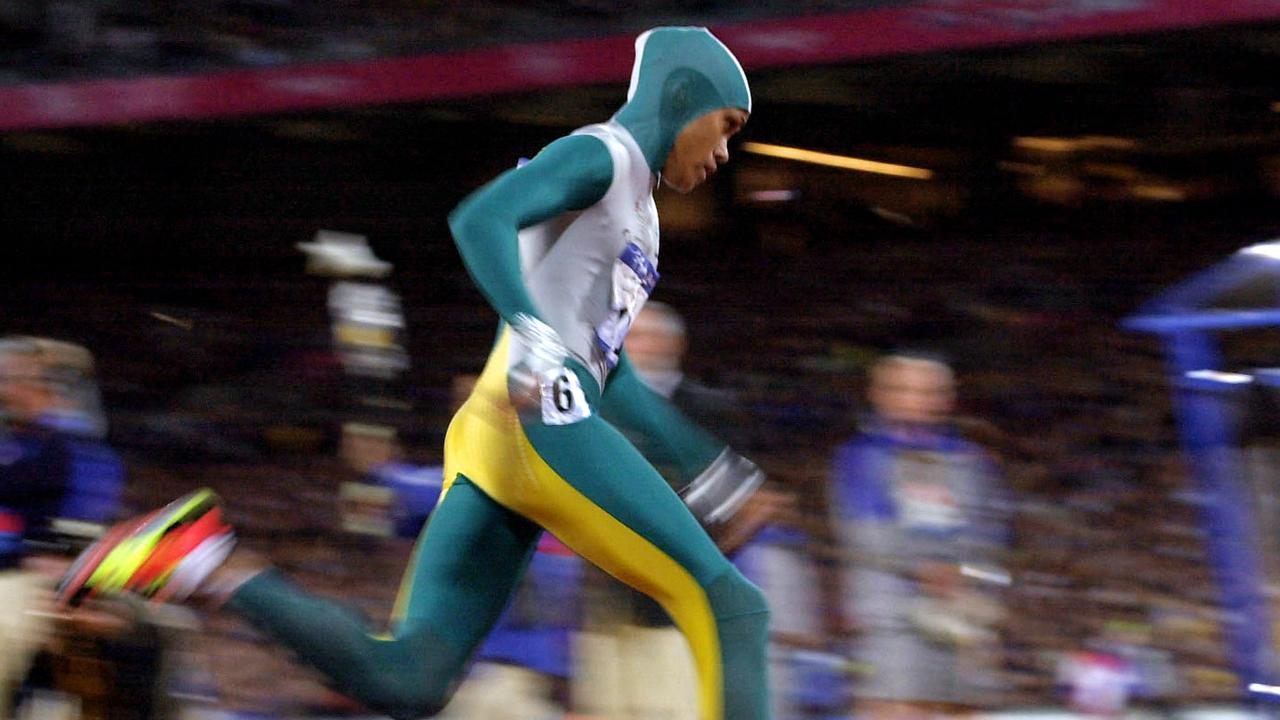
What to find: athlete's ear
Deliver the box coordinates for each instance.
[661,70,696,122]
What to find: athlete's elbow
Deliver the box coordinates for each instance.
[446,201,478,241]
[448,200,501,247]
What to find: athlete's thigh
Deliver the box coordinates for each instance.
[393,477,542,650]
[519,414,729,587]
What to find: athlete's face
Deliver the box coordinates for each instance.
[662,108,748,194]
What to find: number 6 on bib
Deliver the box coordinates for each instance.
[540,369,590,425]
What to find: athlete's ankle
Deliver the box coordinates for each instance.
[196,548,271,610]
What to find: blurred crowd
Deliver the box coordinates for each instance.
[0,222,1260,720]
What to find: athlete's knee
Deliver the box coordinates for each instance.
[704,567,770,624]
[360,673,452,720]
[350,631,467,720]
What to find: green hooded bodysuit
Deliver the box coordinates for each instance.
[229,27,771,720]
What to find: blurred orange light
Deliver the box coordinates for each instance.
[1130,183,1186,201]
[740,142,934,180]
[998,161,1044,175]
[1013,135,1136,153]
[1014,136,1075,153]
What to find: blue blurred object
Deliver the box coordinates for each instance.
[478,543,582,678]
[1126,240,1280,700]
[0,429,71,538]
[370,462,444,538]
[785,649,851,714]
[0,507,24,569]
[57,438,125,524]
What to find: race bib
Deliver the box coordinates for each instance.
[595,241,659,369]
[540,368,591,425]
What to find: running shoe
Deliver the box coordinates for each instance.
[56,488,235,607]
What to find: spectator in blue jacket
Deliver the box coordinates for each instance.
[1,337,124,537]
[0,337,125,716]
[831,352,1008,720]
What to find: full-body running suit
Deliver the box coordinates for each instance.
[227,27,771,720]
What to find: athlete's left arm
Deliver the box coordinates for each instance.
[601,351,766,529]
[447,134,613,327]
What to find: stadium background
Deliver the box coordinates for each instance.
[4,0,1280,715]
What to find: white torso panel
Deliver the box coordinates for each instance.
[518,121,661,387]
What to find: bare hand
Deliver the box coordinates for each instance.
[913,561,961,598]
[715,489,793,555]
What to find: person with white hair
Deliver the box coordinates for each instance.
[0,337,124,716]
[831,352,1009,720]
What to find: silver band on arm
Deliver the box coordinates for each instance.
[679,448,766,525]
[510,313,568,373]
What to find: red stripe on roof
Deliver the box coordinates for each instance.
[1,0,1277,130]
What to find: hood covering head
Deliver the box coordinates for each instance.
[612,27,751,174]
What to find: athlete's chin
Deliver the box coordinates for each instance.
[662,174,701,194]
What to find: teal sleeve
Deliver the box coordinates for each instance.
[599,351,726,488]
[447,134,614,325]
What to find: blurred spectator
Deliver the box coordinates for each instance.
[830,352,1009,720]
[8,337,106,438]
[622,302,749,447]
[337,422,405,538]
[0,338,74,543]
[0,334,125,569]
[0,337,64,716]
[1,337,123,534]
[1055,623,1141,718]
[0,337,134,717]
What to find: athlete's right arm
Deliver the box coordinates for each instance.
[447,134,614,326]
